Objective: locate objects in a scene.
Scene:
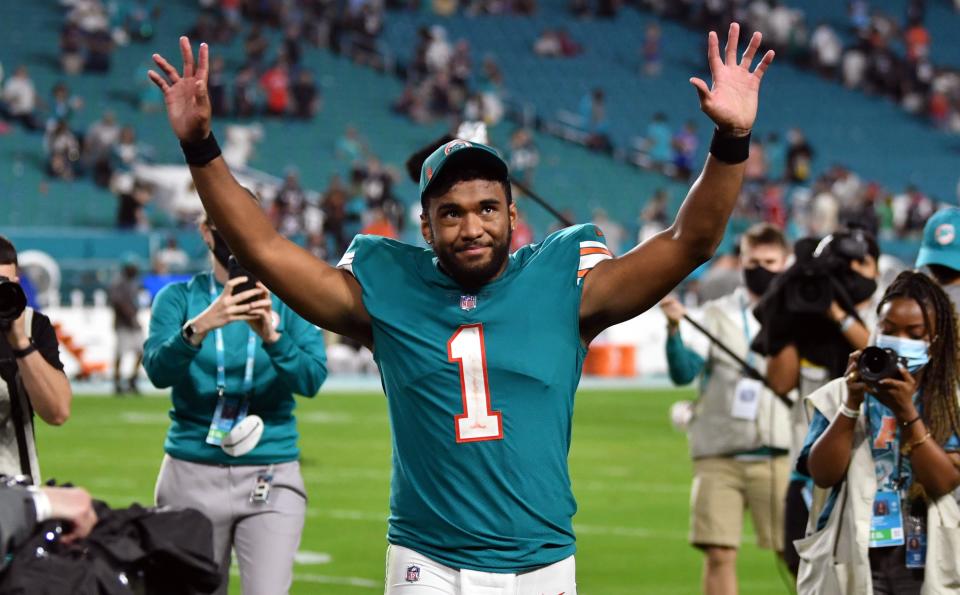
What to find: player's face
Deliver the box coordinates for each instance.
[422,179,517,290]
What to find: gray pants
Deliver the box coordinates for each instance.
[155,454,307,595]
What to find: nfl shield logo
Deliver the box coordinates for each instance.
[460,295,477,311]
[405,565,420,582]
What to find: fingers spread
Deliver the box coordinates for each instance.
[180,36,195,78]
[725,22,740,66]
[147,70,169,92]
[706,31,722,74]
[197,42,210,83]
[752,49,776,80]
[152,53,180,82]
[741,31,762,68]
[689,77,710,103]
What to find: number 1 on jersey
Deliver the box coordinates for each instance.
[448,324,503,443]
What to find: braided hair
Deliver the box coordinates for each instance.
[878,271,960,446]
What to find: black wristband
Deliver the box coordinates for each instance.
[12,341,37,359]
[180,132,221,166]
[709,128,751,164]
[902,414,922,428]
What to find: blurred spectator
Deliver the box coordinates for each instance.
[810,22,842,77]
[46,120,81,180]
[60,21,85,74]
[580,88,612,152]
[534,29,582,58]
[47,82,83,132]
[764,132,786,181]
[507,128,539,186]
[274,169,307,235]
[641,22,662,76]
[744,137,767,182]
[336,126,366,163]
[306,231,328,260]
[361,207,399,239]
[84,111,120,186]
[894,185,935,237]
[1,66,41,131]
[450,40,472,91]
[85,28,114,73]
[292,70,321,119]
[426,26,453,74]
[109,259,143,395]
[113,126,142,170]
[638,188,669,243]
[260,60,291,116]
[786,128,814,183]
[116,179,151,230]
[671,120,698,180]
[244,25,269,67]
[155,236,189,272]
[903,19,930,63]
[322,175,350,254]
[207,56,229,117]
[642,112,673,170]
[234,65,259,118]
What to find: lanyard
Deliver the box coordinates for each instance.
[739,293,756,369]
[209,273,257,399]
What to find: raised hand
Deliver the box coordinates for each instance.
[690,23,775,136]
[148,36,212,143]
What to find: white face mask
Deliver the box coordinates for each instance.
[874,334,930,372]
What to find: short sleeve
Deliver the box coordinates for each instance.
[30,312,64,372]
[521,224,612,287]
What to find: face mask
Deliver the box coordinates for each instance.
[743,266,777,297]
[209,229,233,268]
[843,271,878,304]
[875,334,930,372]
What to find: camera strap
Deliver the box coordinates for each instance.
[682,313,794,409]
[10,308,36,480]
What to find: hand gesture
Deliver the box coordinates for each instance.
[189,277,270,343]
[873,366,920,423]
[843,350,867,408]
[148,37,211,143]
[245,283,281,344]
[44,486,98,545]
[690,23,775,135]
[659,295,687,325]
[4,308,30,352]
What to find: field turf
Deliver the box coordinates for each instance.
[37,389,791,594]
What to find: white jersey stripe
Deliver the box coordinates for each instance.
[579,241,608,250]
[578,253,613,271]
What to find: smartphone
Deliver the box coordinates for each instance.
[227,256,259,304]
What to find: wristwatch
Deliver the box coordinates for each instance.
[181,321,200,345]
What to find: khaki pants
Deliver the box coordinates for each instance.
[155,454,307,595]
[689,456,790,550]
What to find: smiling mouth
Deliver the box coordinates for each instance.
[457,245,491,255]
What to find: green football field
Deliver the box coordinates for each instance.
[36,389,793,594]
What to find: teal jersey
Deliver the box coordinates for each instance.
[339,224,612,572]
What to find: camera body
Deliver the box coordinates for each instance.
[0,276,27,330]
[782,259,836,314]
[857,346,907,384]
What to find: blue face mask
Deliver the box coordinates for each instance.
[875,334,930,372]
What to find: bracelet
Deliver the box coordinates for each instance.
[901,414,922,428]
[838,315,856,333]
[708,128,751,164]
[12,341,37,359]
[839,403,861,419]
[901,431,932,456]
[180,132,221,166]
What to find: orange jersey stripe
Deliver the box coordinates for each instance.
[579,247,612,256]
[577,269,590,278]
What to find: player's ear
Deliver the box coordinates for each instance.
[508,201,517,231]
[420,211,433,245]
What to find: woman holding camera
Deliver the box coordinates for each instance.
[143,213,328,595]
[795,271,960,594]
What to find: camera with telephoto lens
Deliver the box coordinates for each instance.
[0,276,27,331]
[781,231,872,314]
[857,346,908,384]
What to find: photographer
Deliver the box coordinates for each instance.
[796,271,960,594]
[659,223,792,595]
[143,210,327,595]
[752,228,880,573]
[0,236,72,483]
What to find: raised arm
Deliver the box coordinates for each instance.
[148,38,371,344]
[580,24,774,341]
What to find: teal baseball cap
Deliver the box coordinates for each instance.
[917,207,960,270]
[419,139,509,203]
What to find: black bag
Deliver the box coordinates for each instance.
[0,500,220,595]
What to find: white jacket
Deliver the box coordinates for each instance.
[795,378,960,594]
